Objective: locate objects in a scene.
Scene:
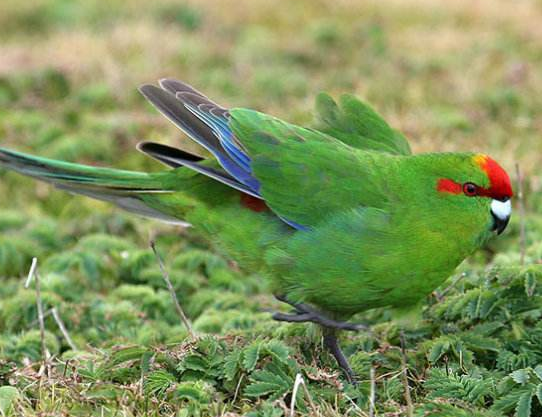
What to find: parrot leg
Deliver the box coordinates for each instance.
[272,294,367,331]
[323,329,356,384]
[272,295,360,384]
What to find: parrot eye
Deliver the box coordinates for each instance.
[463,182,478,197]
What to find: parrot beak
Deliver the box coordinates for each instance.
[490,198,511,235]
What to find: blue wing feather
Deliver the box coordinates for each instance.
[140,79,308,231]
[183,102,259,191]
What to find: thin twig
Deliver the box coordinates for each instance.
[51,308,77,351]
[150,240,195,340]
[301,377,316,415]
[434,272,467,302]
[232,373,245,405]
[28,308,54,327]
[399,332,413,417]
[289,373,316,417]
[515,163,526,266]
[290,374,302,417]
[26,259,49,370]
[25,257,38,288]
[343,393,364,415]
[369,366,376,417]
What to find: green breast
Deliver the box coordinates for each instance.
[266,202,494,317]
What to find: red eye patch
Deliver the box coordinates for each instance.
[437,155,513,200]
[437,178,462,195]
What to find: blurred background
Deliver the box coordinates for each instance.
[0,1,541,415]
[1,0,540,170]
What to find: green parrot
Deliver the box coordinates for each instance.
[0,79,513,382]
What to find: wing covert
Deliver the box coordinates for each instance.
[229,109,392,228]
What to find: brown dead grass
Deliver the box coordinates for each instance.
[0,0,540,176]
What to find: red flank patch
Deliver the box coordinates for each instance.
[240,193,268,212]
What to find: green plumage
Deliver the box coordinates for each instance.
[0,81,510,323]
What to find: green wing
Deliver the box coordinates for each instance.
[315,93,411,155]
[229,109,392,228]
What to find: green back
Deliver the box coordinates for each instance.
[229,109,397,228]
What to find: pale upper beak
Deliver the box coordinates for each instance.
[490,198,511,234]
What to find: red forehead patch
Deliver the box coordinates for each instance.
[474,155,513,200]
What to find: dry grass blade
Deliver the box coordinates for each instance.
[51,307,77,352]
[515,163,527,266]
[290,373,317,417]
[25,258,50,375]
[369,366,376,417]
[25,257,38,288]
[150,240,195,340]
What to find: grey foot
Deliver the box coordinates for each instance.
[271,294,363,384]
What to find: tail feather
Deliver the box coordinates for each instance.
[0,148,159,189]
[0,147,189,225]
[137,141,260,198]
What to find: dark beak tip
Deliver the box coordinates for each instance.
[492,213,510,235]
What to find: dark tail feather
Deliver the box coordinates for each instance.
[137,142,204,168]
[137,141,261,198]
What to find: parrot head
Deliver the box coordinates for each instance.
[434,153,513,235]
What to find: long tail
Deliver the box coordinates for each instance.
[0,147,188,225]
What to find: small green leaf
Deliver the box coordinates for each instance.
[145,370,176,397]
[182,355,208,373]
[85,384,122,400]
[493,391,526,414]
[140,351,154,374]
[264,340,289,364]
[224,350,241,381]
[175,381,210,403]
[516,391,533,417]
[460,333,500,352]
[0,386,19,415]
[512,369,531,385]
[109,346,148,366]
[243,343,261,371]
[428,338,450,363]
[536,383,542,406]
[245,363,293,401]
[524,272,537,297]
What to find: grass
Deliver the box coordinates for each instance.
[0,0,541,415]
